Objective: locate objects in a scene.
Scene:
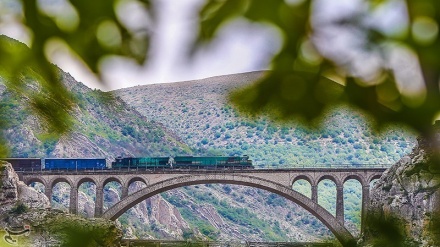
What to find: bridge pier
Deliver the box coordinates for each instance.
[95,185,104,217]
[311,184,318,203]
[122,186,129,199]
[361,185,370,232]
[45,186,52,203]
[336,185,344,225]
[70,185,78,214]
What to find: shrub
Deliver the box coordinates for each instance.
[11,202,28,214]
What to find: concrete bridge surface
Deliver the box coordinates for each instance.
[18,167,386,246]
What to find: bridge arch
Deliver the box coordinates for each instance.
[26,177,46,187]
[126,177,148,187]
[343,174,365,186]
[316,174,341,186]
[102,176,123,188]
[291,175,313,185]
[368,174,382,184]
[76,177,97,188]
[102,174,356,246]
[50,177,73,189]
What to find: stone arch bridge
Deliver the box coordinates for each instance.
[19,167,385,246]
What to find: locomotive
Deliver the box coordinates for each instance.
[0,155,253,171]
[112,155,253,169]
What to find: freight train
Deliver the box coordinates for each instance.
[0,155,253,171]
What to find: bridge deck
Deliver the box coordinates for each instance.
[17,167,387,175]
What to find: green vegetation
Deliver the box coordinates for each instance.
[10,201,28,214]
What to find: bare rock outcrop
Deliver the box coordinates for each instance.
[365,132,440,246]
[0,162,21,207]
[0,161,49,213]
[0,162,122,246]
[147,195,191,238]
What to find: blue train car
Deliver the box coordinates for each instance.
[44,158,106,170]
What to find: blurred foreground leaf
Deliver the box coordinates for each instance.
[0,0,152,151]
[197,0,440,135]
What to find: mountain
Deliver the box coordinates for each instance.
[0,40,333,240]
[115,71,416,167]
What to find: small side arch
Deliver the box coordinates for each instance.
[292,175,313,186]
[343,174,366,187]
[127,177,148,187]
[317,174,341,187]
[368,174,382,184]
[50,177,74,189]
[76,177,97,188]
[26,177,46,187]
[102,176,123,188]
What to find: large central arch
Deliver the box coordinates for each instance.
[102,174,355,246]
[102,174,356,246]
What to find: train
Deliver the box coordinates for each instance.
[0,155,253,171]
[112,156,253,169]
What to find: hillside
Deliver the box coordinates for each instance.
[115,71,416,166]
[0,70,190,159]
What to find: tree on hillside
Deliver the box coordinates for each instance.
[1,0,440,245]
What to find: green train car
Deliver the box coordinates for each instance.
[173,155,253,169]
[111,155,253,169]
[112,157,171,169]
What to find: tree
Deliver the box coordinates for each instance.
[0,0,149,144]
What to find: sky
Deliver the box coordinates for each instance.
[92,0,280,90]
[0,0,418,94]
[0,0,280,91]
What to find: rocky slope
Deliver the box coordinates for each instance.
[0,161,122,246]
[365,127,440,246]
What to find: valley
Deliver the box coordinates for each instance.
[1,65,416,242]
